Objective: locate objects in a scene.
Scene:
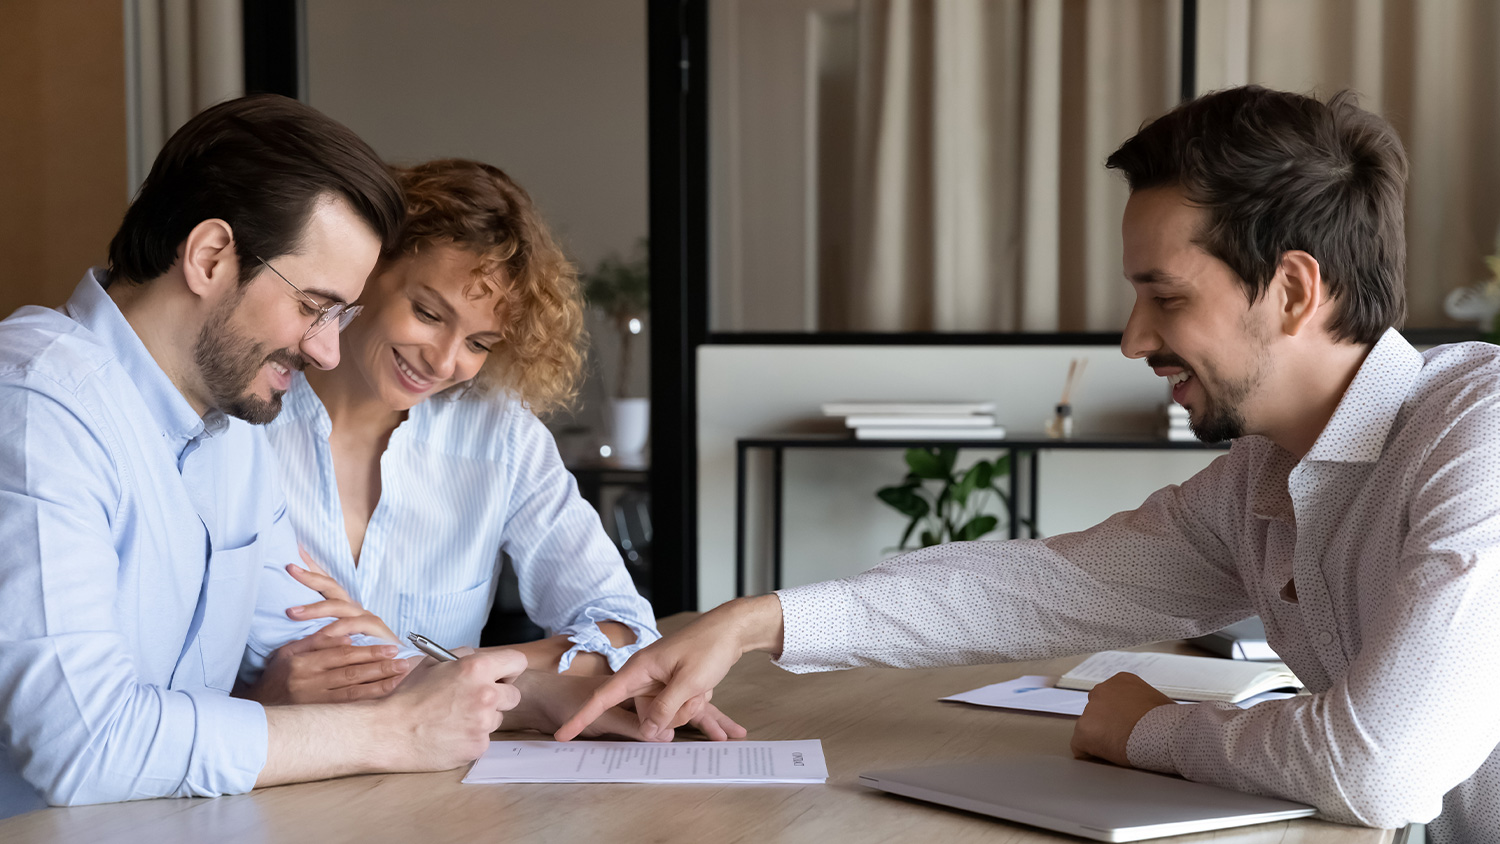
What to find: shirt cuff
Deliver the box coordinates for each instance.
[556,608,660,673]
[1126,702,1195,774]
[771,582,856,674]
[180,690,268,797]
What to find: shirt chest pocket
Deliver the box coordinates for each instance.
[397,579,497,650]
[192,536,261,692]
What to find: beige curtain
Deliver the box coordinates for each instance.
[1198,0,1500,328]
[830,0,1179,332]
[126,0,245,194]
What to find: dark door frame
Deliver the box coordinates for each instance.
[645,0,708,613]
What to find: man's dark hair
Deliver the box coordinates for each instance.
[107,94,404,286]
[1105,85,1408,344]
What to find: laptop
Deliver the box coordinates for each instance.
[859,755,1316,842]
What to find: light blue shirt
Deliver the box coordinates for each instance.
[265,373,659,670]
[0,272,343,817]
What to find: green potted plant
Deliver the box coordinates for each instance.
[876,447,1032,550]
[582,238,650,459]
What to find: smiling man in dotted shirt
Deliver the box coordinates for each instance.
[560,85,1500,842]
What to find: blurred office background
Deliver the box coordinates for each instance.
[3,0,1497,614]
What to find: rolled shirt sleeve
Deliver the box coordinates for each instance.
[502,411,659,672]
[262,378,658,667]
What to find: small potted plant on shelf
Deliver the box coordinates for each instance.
[583,238,650,459]
[876,447,1034,550]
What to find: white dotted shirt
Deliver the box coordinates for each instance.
[775,329,1500,842]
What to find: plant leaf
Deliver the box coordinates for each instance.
[973,460,993,488]
[955,463,984,506]
[905,448,949,479]
[938,447,958,475]
[920,530,941,547]
[878,486,930,519]
[958,514,999,541]
[899,517,920,550]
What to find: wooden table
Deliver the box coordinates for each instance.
[0,617,1392,844]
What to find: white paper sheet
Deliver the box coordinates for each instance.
[942,675,1296,717]
[463,740,829,784]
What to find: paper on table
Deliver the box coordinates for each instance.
[942,675,1296,717]
[944,675,1092,716]
[463,740,829,784]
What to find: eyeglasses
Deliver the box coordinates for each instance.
[254,255,364,340]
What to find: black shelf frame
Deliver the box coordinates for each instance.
[734,434,1229,597]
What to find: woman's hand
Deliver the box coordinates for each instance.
[240,632,415,705]
[238,549,412,705]
[283,548,399,642]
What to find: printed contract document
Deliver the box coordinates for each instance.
[463,740,829,784]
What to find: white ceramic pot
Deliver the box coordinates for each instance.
[610,397,650,460]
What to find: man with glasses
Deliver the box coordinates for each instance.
[0,95,525,817]
[259,255,364,334]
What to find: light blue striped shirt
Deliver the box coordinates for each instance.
[264,373,658,670]
[0,272,349,817]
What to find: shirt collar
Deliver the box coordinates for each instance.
[1246,442,1297,521]
[279,372,431,444]
[280,371,333,438]
[1303,327,1424,464]
[64,269,228,454]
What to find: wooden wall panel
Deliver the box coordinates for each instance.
[0,0,127,318]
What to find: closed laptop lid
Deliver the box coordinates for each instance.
[859,755,1316,843]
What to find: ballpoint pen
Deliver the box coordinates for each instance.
[407,632,460,662]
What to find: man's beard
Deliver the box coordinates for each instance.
[1186,370,1252,443]
[193,293,307,425]
[1148,341,1269,443]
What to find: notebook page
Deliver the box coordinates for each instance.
[1059,651,1299,700]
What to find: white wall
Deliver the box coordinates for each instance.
[698,345,1221,608]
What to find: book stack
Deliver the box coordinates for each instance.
[1163,402,1195,442]
[822,401,1006,441]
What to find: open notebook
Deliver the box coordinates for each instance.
[1058,651,1302,703]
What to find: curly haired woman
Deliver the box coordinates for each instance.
[243,159,742,741]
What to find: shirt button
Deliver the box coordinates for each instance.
[1318,630,1333,645]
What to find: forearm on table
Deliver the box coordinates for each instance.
[777,535,1243,672]
[257,703,388,787]
[489,670,565,732]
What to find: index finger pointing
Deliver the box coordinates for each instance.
[555,671,652,742]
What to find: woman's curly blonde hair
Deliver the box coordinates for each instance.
[387,159,585,416]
